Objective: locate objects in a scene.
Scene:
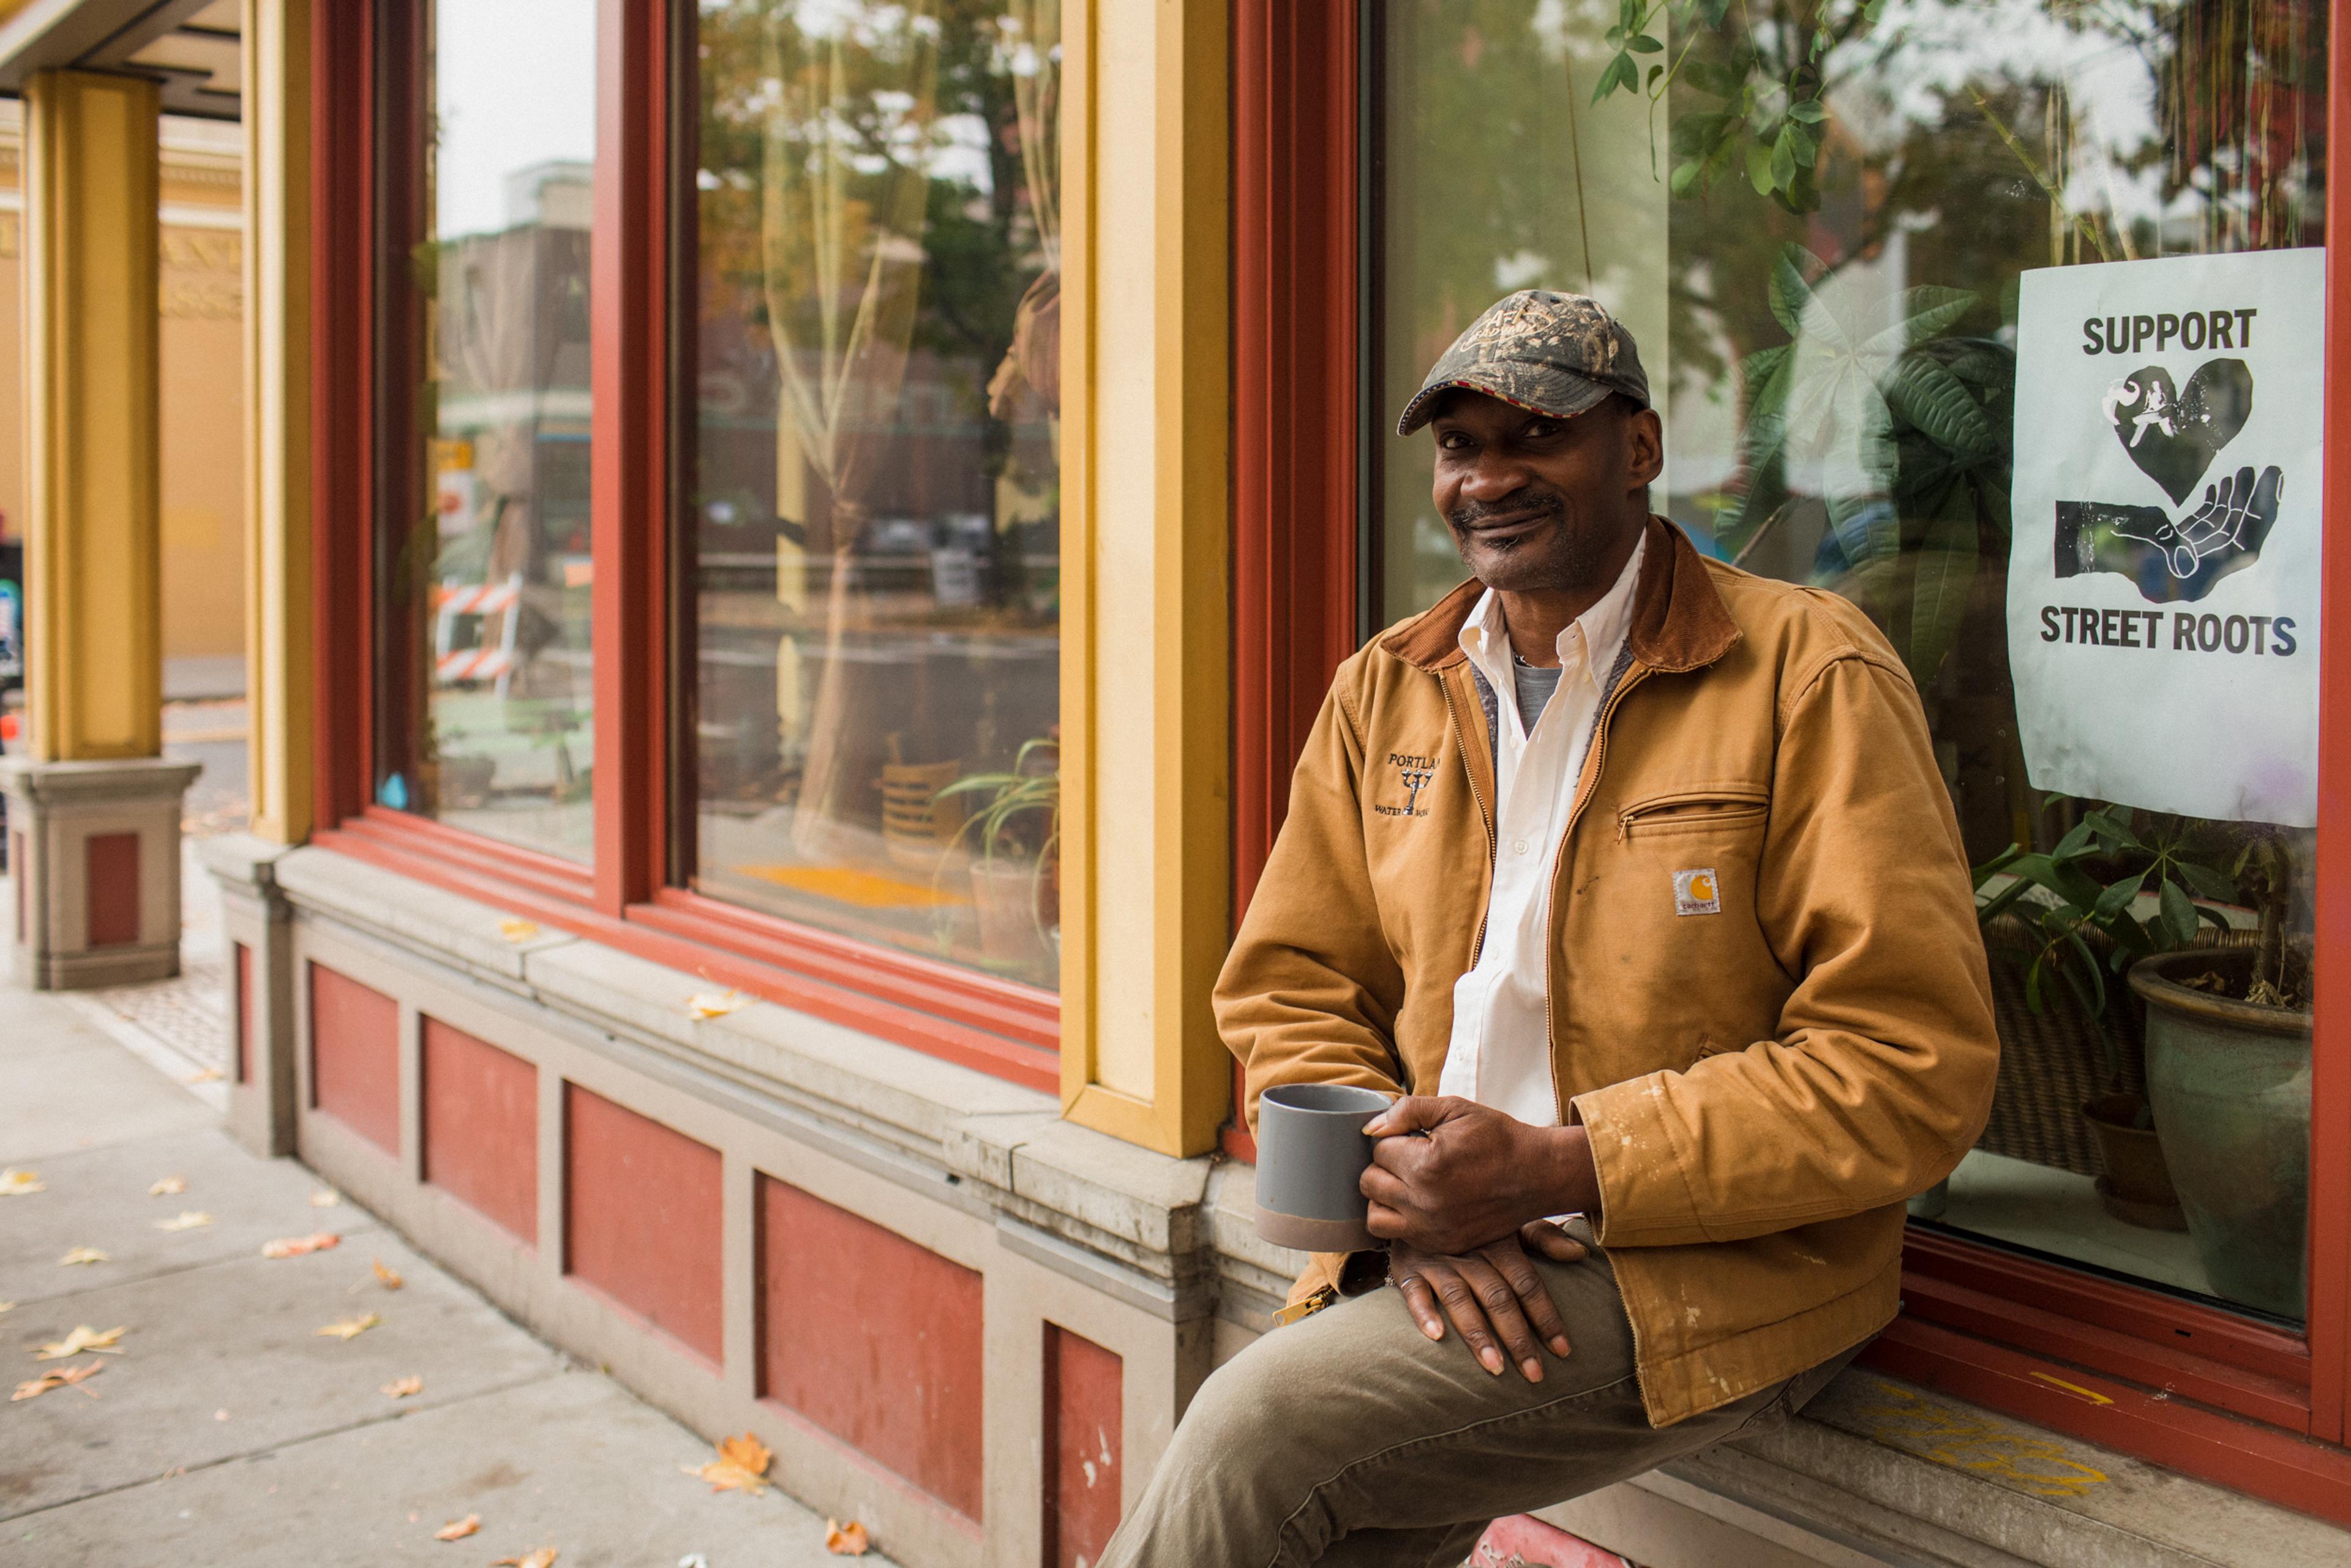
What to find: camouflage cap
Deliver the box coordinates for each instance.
[1397,290,1651,437]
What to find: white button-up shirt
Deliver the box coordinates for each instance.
[1436,533,1646,1125]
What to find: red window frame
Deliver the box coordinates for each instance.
[302,0,1058,1093]
[1231,0,2351,1521]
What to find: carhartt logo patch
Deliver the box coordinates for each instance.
[1673,868,1721,916]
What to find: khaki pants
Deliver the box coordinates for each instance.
[1099,1246,1859,1568]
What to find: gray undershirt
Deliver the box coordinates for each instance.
[1512,656,1564,734]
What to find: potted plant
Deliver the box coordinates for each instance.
[2126,831,2311,1319]
[1971,806,2237,1229]
[932,736,1060,978]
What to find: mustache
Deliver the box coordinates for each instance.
[1446,489,1566,531]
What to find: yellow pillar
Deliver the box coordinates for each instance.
[3,70,194,991]
[1057,0,1232,1157]
[242,0,315,844]
[21,70,163,761]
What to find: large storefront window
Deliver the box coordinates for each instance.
[1381,0,2323,1323]
[374,0,601,861]
[683,1,1063,989]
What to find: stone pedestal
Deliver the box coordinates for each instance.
[201,833,296,1156]
[1,756,200,989]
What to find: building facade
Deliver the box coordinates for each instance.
[7,1,2351,1564]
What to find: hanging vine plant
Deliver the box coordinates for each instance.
[1589,0,1891,212]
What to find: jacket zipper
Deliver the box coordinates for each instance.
[1439,671,1498,969]
[1540,660,1658,1413]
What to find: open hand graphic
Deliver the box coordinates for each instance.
[2055,464,2284,605]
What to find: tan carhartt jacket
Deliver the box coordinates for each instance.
[1217,517,2000,1428]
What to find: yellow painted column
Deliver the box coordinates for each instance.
[1058,0,1232,1157]
[242,0,315,844]
[21,70,163,762]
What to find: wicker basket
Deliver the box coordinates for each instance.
[878,759,965,871]
[1978,913,2257,1177]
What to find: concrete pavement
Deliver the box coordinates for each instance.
[2,948,900,1566]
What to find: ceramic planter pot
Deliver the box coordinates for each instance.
[2129,950,2312,1318]
[970,858,1049,967]
[2079,1093,2185,1231]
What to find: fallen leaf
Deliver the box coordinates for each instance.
[0,1302,14,1315]
[148,1175,188,1196]
[684,989,744,1019]
[214,1409,230,1421]
[36,1325,127,1360]
[58,1247,109,1267]
[309,1189,342,1208]
[381,1375,423,1398]
[826,1518,871,1555]
[432,1513,479,1541]
[12,1360,103,1401]
[262,1232,341,1259]
[491,1549,557,1568]
[2,1169,47,1196]
[684,1431,773,1495]
[184,1067,225,1084]
[315,1313,380,1340]
[154,1210,214,1232]
[373,1258,405,1290]
[497,918,541,942]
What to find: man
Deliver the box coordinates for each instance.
[1098,292,1998,1566]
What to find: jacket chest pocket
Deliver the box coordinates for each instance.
[1616,784,1770,841]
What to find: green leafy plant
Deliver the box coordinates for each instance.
[1590,0,1889,212]
[1974,808,2238,1046]
[933,735,1060,870]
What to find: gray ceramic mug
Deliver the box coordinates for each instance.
[1253,1082,1396,1251]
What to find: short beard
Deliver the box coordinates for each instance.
[1446,488,1620,595]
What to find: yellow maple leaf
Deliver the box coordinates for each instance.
[148,1175,188,1196]
[381,1375,422,1398]
[0,1302,15,1316]
[683,1431,773,1495]
[58,1247,108,1266]
[3,1169,47,1196]
[184,1067,225,1084]
[825,1518,872,1556]
[373,1258,405,1290]
[154,1210,214,1232]
[36,1325,127,1360]
[11,1360,103,1401]
[315,1313,380,1341]
[497,918,541,942]
[310,1188,342,1208]
[684,989,745,1019]
[490,1548,557,1568]
[261,1231,341,1259]
[431,1512,478,1540]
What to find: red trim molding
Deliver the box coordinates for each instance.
[591,0,672,915]
[2306,0,2351,1447]
[1228,0,1362,1160]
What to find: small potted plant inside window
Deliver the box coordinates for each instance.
[1971,807,2236,1230]
[933,736,1059,982]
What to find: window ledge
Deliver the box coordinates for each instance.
[252,842,1220,1300]
[1602,1371,2351,1568]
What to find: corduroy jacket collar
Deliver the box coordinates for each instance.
[1378,515,1742,677]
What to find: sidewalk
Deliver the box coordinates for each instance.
[2,870,899,1567]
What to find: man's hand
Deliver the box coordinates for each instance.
[1359,1095,1602,1255]
[1389,1227,1586,1382]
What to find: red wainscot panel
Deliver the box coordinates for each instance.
[421,1018,537,1244]
[564,1085,723,1364]
[757,1176,986,1521]
[1041,1324,1123,1568]
[234,942,254,1084]
[309,964,400,1155]
[84,831,140,947]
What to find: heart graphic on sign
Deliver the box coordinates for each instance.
[2104,358,2254,505]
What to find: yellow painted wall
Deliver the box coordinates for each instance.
[0,103,246,670]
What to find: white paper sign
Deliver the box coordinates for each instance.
[2008,249,2325,827]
